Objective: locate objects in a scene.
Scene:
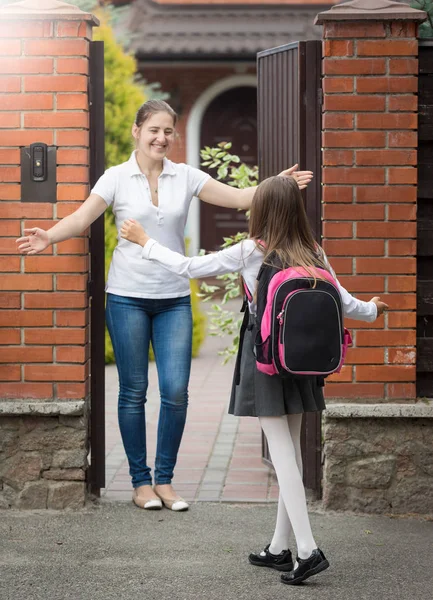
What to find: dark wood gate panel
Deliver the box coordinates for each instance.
[88,41,106,495]
[257,41,322,496]
[417,41,433,398]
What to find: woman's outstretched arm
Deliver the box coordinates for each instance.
[198,165,313,211]
[16,193,108,255]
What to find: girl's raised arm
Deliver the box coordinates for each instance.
[322,252,388,321]
[141,239,255,280]
[120,218,256,280]
[16,193,108,255]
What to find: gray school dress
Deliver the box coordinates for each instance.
[228,310,326,418]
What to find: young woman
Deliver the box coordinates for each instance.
[120,175,388,584]
[16,100,313,513]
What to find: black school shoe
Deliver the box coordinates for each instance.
[280,548,329,585]
[248,544,294,572]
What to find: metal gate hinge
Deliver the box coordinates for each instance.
[317,88,323,106]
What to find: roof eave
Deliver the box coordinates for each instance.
[136,52,258,62]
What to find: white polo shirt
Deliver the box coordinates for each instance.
[91,151,210,299]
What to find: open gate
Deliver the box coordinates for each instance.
[88,40,106,495]
[257,41,323,497]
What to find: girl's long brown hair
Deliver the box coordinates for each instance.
[249,175,328,278]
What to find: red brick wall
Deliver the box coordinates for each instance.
[322,21,418,401]
[0,18,93,403]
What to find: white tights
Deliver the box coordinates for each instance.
[259,414,317,560]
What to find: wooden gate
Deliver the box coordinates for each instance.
[88,41,106,495]
[257,41,323,496]
[417,41,433,398]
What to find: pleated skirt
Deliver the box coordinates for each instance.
[228,326,326,418]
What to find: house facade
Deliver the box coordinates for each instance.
[118,0,332,253]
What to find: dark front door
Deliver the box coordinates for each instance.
[257,41,322,497]
[200,86,257,251]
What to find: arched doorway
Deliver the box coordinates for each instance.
[200,86,257,251]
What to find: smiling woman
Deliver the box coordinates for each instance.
[16,99,313,514]
[131,104,177,208]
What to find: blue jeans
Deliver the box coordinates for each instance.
[106,293,192,487]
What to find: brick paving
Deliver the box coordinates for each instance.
[102,301,278,503]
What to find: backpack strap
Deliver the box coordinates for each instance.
[235,245,278,385]
[243,280,253,303]
[234,301,250,385]
[255,253,282,321]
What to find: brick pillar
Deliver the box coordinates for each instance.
[314,1,433,514]
[0,0,98,509]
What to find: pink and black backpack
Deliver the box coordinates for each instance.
[244,254,352,378]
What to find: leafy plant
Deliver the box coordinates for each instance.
[201,142,258,188]
[199,142,258,362]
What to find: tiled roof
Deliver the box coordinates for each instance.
[122,0,330,58]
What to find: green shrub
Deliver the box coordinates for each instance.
[411,1,433,37]
[104,210,116,364]
[191,278,207,357]
[104,325,115,365]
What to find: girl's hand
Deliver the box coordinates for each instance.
[120,219,149,247]
[16,228,50,255]
[371,296,389,317]
[278,164,313,190]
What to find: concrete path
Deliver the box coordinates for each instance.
[1,503,432,600]
[103,300,279,503]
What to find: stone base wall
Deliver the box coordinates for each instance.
[323,408,433,514]
[0,412,88,510]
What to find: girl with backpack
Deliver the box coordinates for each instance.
[120,174,388,585]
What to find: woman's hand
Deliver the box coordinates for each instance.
[278,164,313,190]
[16,228,50,255]
[120,219,149,247]
[371,296,389,317]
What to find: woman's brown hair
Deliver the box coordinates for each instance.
[135,100,178,128]
[249,175,328,278]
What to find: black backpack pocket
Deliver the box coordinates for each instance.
[279,288,343,376]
